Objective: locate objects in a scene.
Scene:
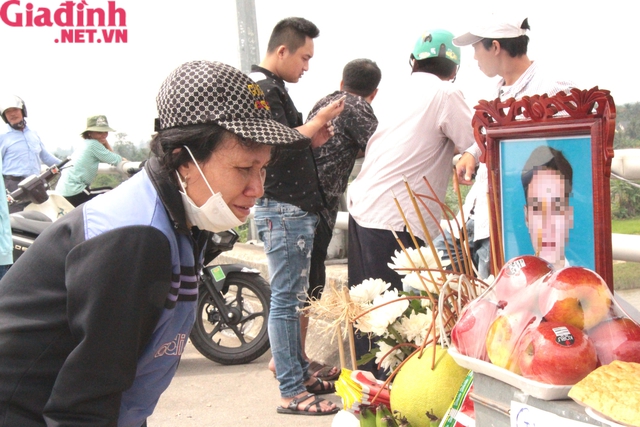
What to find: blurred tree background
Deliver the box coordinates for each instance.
[611,103,640,221]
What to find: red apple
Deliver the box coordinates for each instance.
[587,317,640,365]
[517,321,597,385]
[452,298,504,361]
[485,310,538,374]
[492,255,553,302]
[539,267,612,330]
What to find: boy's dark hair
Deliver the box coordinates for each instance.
[267,17,319,54]
[412,57,458,79]
[521,145,573,200]
[480,18,530,57]
[342,59,382,98]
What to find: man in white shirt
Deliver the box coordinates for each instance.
[347,29,477,377]
[437,16,575,278]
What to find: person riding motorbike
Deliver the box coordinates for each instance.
[55,114,127,207]
[0,95,61,213]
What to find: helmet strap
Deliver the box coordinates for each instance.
[9,119,26,131]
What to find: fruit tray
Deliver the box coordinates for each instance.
[448,347,572,400]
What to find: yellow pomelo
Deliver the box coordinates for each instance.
[390,345,469,426]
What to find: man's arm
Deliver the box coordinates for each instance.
[299,96,346,148]
[39,143,62,166]
[441,89,479,184]
[343,98,378,151]
[261,84,290,126]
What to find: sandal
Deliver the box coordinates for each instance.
[308,360,341,381]
[305,377,336,395]
[276,393,339,416]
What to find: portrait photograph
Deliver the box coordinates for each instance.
[499,136,595,270]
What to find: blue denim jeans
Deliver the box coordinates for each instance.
[432,219,491,280]
[254,198,318,398]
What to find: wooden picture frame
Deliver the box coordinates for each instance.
[472,87,616,290]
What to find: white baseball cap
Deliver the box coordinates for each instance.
[453,16,528,47]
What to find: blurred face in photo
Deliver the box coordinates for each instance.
[524,168,574,268]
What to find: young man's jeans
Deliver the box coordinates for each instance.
[432,219,491,280]
[254,198,318,398]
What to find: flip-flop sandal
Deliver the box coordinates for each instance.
[308,360,341,381]
[276,393,339,416]
[305,377,336,395]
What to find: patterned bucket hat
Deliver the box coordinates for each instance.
[82,115,115,133]
[155,60,308,147]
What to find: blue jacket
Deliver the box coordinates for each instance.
[0,157,210,427]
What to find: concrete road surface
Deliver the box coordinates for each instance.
[148,341,341,427]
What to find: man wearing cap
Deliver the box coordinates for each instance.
[56,115,125,207]
[249,17,346,416]
[0,95,61,213]
[0,60,317,426]
[435,17,575,278]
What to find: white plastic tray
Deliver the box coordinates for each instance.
[448,347,572,400]
[585,407,633,427]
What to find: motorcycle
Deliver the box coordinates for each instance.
[7,159,271,365]
[193,229,271,365]
[8,158,74,261]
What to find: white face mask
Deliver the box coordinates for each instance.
[176,146,244,232]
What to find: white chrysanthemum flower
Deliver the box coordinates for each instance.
[375,341,403,373]
[355,289,409,336]
[420,297,432,309]
[387,247,450,275]
[402,272,438,293]
[395,311,433,345]
[349,278,391,304]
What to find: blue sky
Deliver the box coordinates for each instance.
[0,0,634,152]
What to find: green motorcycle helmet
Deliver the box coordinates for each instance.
[411,29,461,65]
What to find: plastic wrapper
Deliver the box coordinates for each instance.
[449,255,640,388]
[439,371,475,427]
[334,368,390,414]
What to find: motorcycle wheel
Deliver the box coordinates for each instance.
[190,273,271,365]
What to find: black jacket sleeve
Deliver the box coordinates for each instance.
[43,225,173,426]
[261,83,290,126]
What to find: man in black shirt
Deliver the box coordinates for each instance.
[249,17,345,416]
